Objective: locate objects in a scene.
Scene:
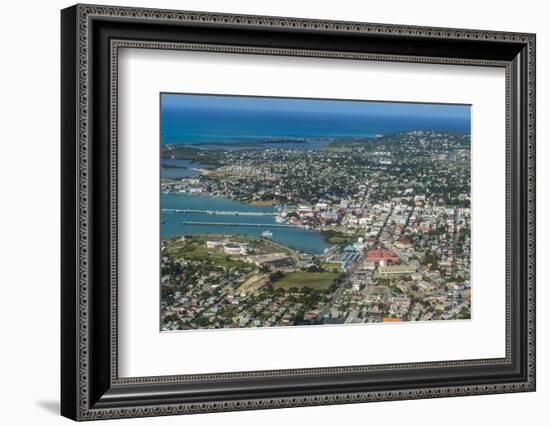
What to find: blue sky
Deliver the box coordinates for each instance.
[161,93,470,119]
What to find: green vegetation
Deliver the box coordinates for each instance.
[273,271,339,290]
[160,128,471,330]
[323,145,354,153]
[321,230,357,245]
[164,236,251,271]
[162,145,226,165]
[165,237,208,257]
[422,250,439,270]
[269,271,285,283]
[455,306,471,320]
[445,275,466,283]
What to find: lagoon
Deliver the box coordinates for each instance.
[161,159,214,179]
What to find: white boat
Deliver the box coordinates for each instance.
[261,230,273,238]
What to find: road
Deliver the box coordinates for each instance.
[316,253,365,322]
[400,205,415,236]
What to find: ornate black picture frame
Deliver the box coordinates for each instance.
[61,4,536,421]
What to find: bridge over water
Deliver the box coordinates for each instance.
[163,209,277,217]
[179,221,296,228]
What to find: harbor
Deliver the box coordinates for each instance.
[161,194,330,254]
[179,221,295,228]
[163,209,277,216]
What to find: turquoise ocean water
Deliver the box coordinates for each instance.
[161,194,329,254]
[160,94,471,255]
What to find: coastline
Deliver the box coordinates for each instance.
[160,190,357,245]
[160,193,331,254]
[248,200,279,206]
[159,93,472,330]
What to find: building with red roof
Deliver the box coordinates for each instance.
[367,248,400,265]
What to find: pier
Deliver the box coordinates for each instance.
[163,209,277,216]
[179,221,295,228]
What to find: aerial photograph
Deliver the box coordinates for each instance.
[160,93,471,331]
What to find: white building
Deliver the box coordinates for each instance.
[206,240,225,249]
[223,243,247,255]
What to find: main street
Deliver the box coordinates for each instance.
[316,252,365,323]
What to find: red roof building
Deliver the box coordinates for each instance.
[367,248,400,265]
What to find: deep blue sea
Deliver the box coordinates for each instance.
[160,96,470,253]
[161,106,471,145]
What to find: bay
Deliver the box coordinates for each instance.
[161,194,329,254]
[161,159,215,179]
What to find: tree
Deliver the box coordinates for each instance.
[457,306,471,319]
[307,264,324,273]
[269,271,284,283]
[196,317,210,327]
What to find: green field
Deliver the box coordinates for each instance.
[164,236,252,271]
[323,140,366,153]
[323,145,353,153]
[273,271,339,290]
[321,230,358,245]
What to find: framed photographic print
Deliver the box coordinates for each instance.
[61,4,536,421]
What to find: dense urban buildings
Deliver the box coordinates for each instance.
[159,94,471,331]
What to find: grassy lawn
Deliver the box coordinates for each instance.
[273,271,339,290]
[165,237,210,258]
[166,235,251,256]
[323,140,364,153]
[321,230,358,245]
[164,236,251,271]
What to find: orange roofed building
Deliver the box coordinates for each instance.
[367,248,400,265]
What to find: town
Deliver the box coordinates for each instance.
[160,130,471,330]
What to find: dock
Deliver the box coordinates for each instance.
[179,221,295,228]
[163,209,276,216]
